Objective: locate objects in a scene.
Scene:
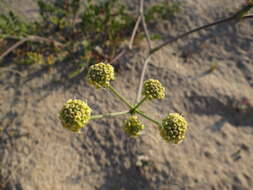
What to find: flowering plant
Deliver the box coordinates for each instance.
[59,62,188,144]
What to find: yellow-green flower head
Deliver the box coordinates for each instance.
[160,113,188,144]
[142,79,165,99]
[123,116,144,137]
[59,99,91,132]
[87,62,114,88]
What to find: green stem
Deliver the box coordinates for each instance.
[107,85,160,126]
[90,110,129,120]
[108,85,133,109]
[131,96,148,113]
[135,110,161,126]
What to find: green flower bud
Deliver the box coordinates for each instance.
[160,113,188,144]
[123,116,144,137]
[142,79,165,99]
[59,99,91,132]
[87,62,114,88]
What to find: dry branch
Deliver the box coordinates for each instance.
[129,15,141,49]
[140,0,152,50]
[135,14,253,102]
[0,35,64,62]
[150,14,253,55]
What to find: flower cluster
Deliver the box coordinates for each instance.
[123,116,144,137]
[87,62,114,88]
[59,99,91,132]
[160,113,188,144]
[142,79,165,100]
[59,62,188,144]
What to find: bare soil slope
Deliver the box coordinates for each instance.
[0,0,253,190]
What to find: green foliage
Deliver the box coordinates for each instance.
[37,0,80,33]
[0,11,33,37]
[0,0,182,76]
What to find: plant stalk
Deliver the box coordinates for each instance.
[90,110,129,120]
[135,110,160,126]
[131,96,148,114]
[108,85,133,109]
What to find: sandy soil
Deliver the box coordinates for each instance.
[0,0,253,190]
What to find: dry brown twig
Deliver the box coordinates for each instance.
[134,0,153,103]
[150,14,253,55]
[136,55,152,102]
[135,11,253,103]
[128,0,152,50]
[140,0,152,50]
[0,35,64,62]
[109,49,126,64]
[129,15,141,50]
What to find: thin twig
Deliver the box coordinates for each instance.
[108,85,133,109]
[128,0,152,50]
[135,14,253,103]
[135,110,160,126]
[131,96,148,113]
[136,55,151,102]
[141,16,152,50]
[150,14,253,56]
[135,0,153,102]
[129,15,141,49]
[90,110,129,120]
[109,49,126,64]
[0,35,64,61]
[140,0,152,50]
[0,38,28,61]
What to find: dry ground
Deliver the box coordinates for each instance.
[0,0,253,190]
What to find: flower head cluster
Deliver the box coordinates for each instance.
[159,113,188,144]
[142,79,165,100]
[123,116,144,137]
[87,62,114,88]
[59,99,91,132]
[59,62,189,145]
